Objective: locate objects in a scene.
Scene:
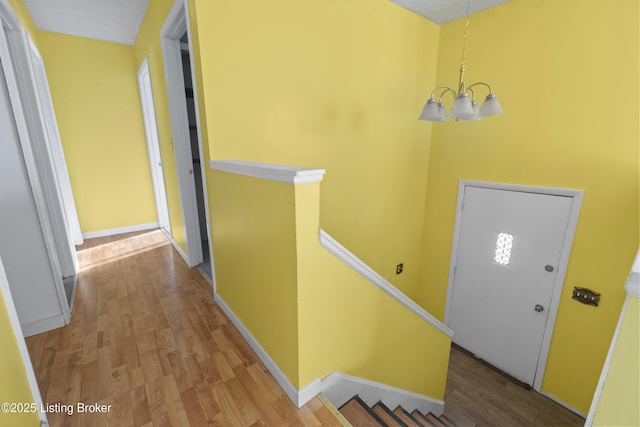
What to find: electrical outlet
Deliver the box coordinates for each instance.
[396,263,403,274]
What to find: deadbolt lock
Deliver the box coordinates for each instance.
[534,304,544,312]
[544,265,554,272]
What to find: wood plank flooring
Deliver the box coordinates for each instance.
[26,230,341,427]
[444,345,586,427]
[26,229,587,427]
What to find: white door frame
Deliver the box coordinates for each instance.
[28,36,83,247]
[445,180,583,392]
[137,57,171,234]
[5,29,79,278]
[0,1,71,324]
[0,257,48,426]
[161,0,213,272]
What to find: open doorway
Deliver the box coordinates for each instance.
[180,33,211,281]
[160,0,214,286]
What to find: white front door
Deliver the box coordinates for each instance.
[448,186,573,386]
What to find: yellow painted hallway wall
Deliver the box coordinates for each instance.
[37,30,157,234]
[592,297,640,426]
[419,0,639,413]
[191,0,440,301]
[210,170,299,386]
[294,183,451,397]
[0,294,39,427]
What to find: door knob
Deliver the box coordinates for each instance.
[545,265,554,272]
[534,304,544,312]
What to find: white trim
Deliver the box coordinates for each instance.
[540,389,587,419]
[161,0,203,268]
[82,222,159,240]
[27,35,83,247]
[320,229,453,337]
[321,372,445,416]
[0,258,49,425]
[624,249,639,297]
[214,294,321,407]
[0,21,70,325]
[5,29,79,278]
[444,180,583,395]
[137,57,171,234]
[299,379,323,407]
[210,160,326,185]
[0,0,21,30]
[182,3,216,291]
[585,294,631,425]
[21,314,66,338]
[163,228,190,265]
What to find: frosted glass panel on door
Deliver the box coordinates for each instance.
[495,232,513,265]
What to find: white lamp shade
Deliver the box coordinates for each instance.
[419,98,447,122]
[479,94,504,117]
[449,93,476,119]
[466,100,481,120]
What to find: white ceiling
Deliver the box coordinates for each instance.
[22,0,508,47]
[390,0,510,25]
[23,0,150,45]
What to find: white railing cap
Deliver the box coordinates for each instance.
[210,160,325,185]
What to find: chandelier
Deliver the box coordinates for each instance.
[419,0,504,122]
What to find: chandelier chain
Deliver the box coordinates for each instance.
[418,0,504,121]
[461,0,471,69]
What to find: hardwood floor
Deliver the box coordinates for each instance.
[444,346,586,427]
[26,230,341,427]
[26,229,587,427]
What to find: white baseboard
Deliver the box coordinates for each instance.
[82,222,159,240]
[540,390,587,419]
[321,372,445,416]
[21,313,66,337]
[214,294,321,407]
[161,228,189,265]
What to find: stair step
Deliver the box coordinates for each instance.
[439,414,456,427]
[372,402,408,426]
[393,407,425,427]
[424,412,447,427]
[339,396,387,426]
[411,410,439,426]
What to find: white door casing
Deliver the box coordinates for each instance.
[5,29,79,279]
[161,0,203,268]
[28,36,83,246]
[446,181,583,391]
[137,57,171,234]
[0,13,70,332]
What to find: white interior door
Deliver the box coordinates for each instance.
[448,186,573,386]
[137,58,171,233]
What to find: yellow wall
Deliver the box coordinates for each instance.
[36,30,157,234]
[418,0,639,413]
[192,0,440,301]
[593,297,640,426]
[0,294,39,427]
[210,170,299,385]
[133,0,188,251]
[210,168,450,397]
[294,182,450,397]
